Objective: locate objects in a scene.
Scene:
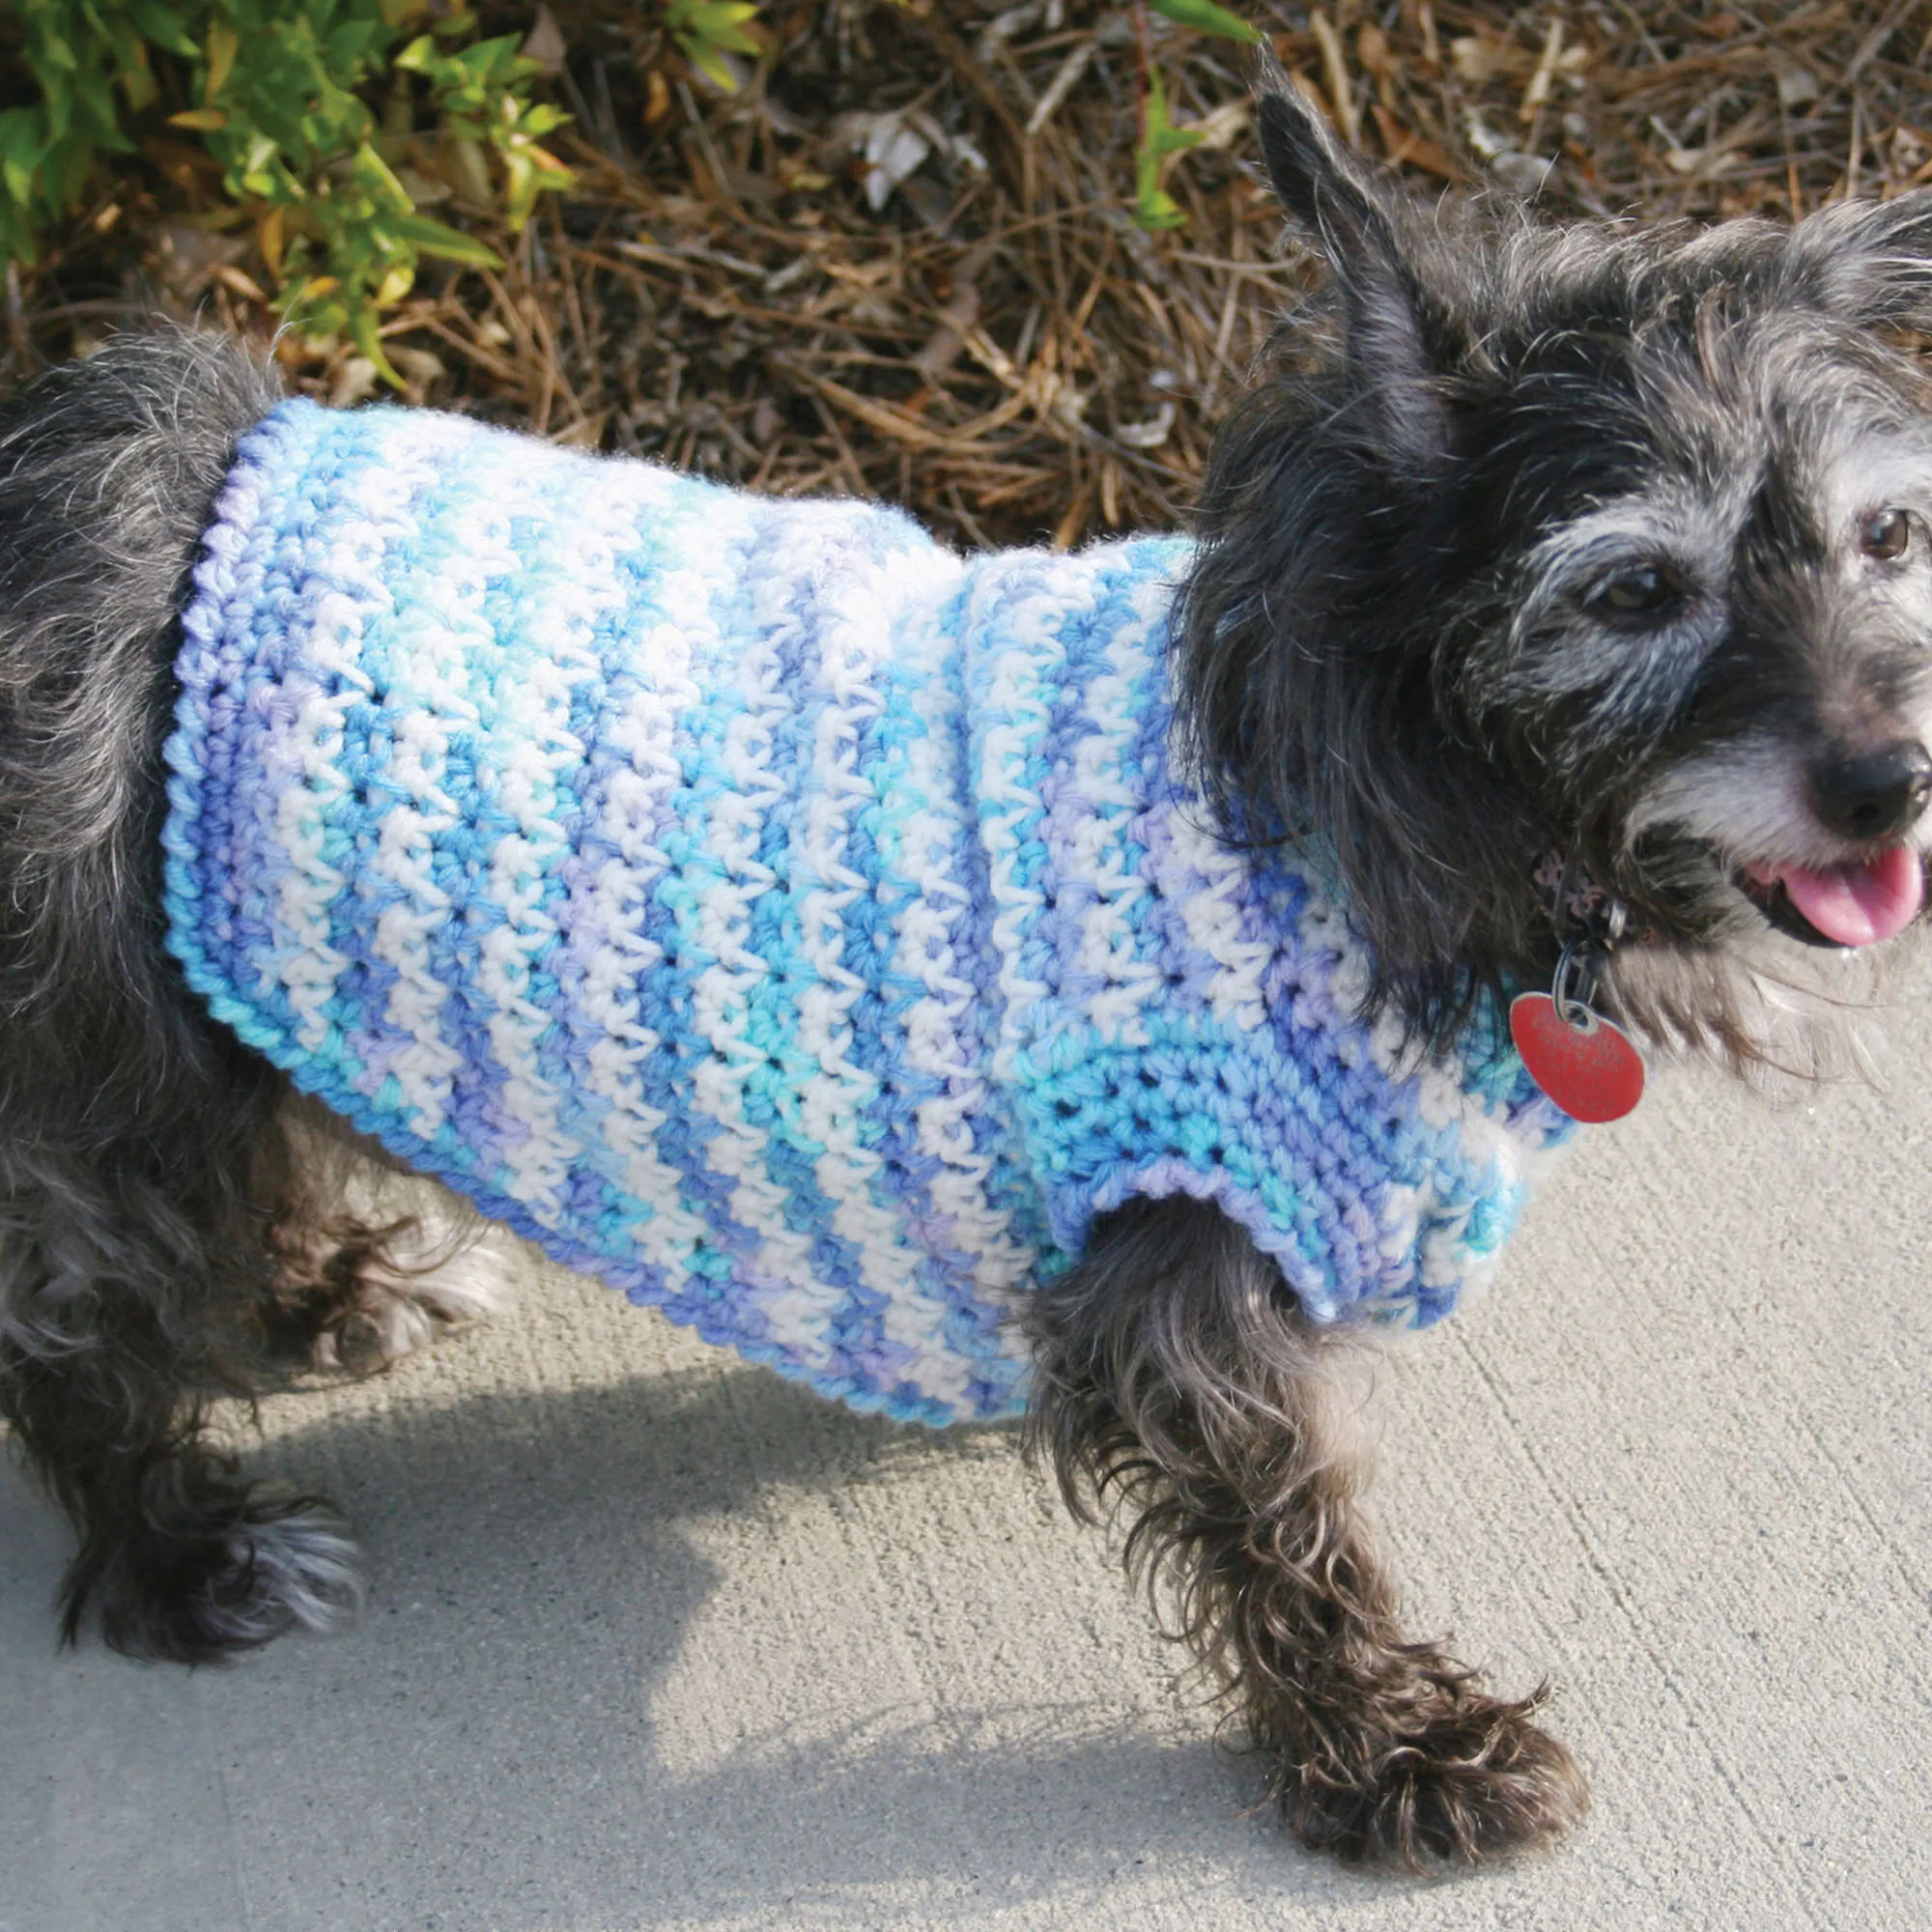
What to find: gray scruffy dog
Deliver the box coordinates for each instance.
[4,85,1932,1868]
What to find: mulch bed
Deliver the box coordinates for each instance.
[12,1,1931,545]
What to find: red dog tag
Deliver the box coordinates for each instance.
[1509,991,1645,1123]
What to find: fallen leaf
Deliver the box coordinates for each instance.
[522,4,567,76]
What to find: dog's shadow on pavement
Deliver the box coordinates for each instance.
[8,1330,1375,1926]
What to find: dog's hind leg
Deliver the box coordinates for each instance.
[0,1101,364,1662]
[261,1102,511,1378]
[0,330,362,1658]
[273,1209,511,1377]
[1023,1195,1589,1866]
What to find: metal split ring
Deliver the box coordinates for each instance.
[1549,938,1602,1028]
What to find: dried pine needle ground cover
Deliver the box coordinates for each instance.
[11,1,1932,547]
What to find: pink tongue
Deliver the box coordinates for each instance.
[1776,845,1925,946]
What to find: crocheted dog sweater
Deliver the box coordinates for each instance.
[160,400,1573,1425]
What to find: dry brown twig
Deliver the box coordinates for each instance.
[13,1,1932,546]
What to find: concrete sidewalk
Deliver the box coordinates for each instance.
[4,1015,1929,1930]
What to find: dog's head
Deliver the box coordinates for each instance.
[1179,84,1932,1070]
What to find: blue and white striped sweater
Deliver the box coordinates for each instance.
[161,400,1573,1425]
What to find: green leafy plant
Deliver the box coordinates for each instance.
[0,1,572,380]
[1,1,165,264]
[394,22,570,230]
[1133,0,1260,232]
[666,0,762,94]
[1147,0,1263,44]
[1134,65,1204,231]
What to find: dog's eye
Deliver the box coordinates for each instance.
[1860,508,1911,560]
[1593,564,1682,617]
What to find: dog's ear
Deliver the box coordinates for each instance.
[1255,85,1398,265]
[1257,87,1455,463]
[1781,189,1932,331]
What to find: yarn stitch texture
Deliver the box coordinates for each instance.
[161,400,1574,1426]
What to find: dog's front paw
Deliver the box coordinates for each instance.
[1279,1684,1588,1867]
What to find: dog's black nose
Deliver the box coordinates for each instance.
[1812,740,1932,842]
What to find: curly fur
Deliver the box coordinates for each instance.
[4,84,1932,1868]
